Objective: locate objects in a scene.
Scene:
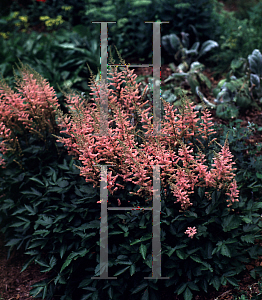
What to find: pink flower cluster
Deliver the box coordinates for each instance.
[0,65,60,167]
[185,227,197,238]
[53,57,239,210]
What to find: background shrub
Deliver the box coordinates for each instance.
[85,0,221,63]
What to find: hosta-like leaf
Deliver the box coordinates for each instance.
[250,73,260,87]
[197,73,212,89]
[190,42,200,53]
[248,49,262,76]
[162,34,181,55]
[198,40,218,58]
[190,61,204,72]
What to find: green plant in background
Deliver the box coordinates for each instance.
[134,72,191,110]
[214,119,262,201]
[0,27,101,114]
[161,27,219,73]
[196,49,262,120]
[164,62,212,101]
[248,49,262,102]
[208,0,262,75]
[85,0,221,62]
[156,29,217,107]
[221,0,260,20]
[0,10,29,37]
[8,0,86,30]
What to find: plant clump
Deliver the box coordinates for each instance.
[52,52,239,210]
[0,61,261,300]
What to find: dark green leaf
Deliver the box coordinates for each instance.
[226,277,239,287]
[177,283,187,295]
[221,245,231,257]
[130,264,136,276]
[140,244,147,260]
[113,266,130,276]
[131,282,148,294]
[198,40,218,58]
[183,287,193,300]
[29,177,45,186]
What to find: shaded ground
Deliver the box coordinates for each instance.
[0,232,50,300]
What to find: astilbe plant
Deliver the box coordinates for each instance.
[1,61,262,300]
[0,63,60,167]
[52,54,239,211]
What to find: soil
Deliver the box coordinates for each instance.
[0,231,50,300]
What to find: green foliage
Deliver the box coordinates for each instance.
[8,0,87,29]
[215,119,262,201]
[85,0,220,62]
[0,65,262,300]
[248,49,262,101]
[161,28,218,69]
[0,28,100,113]
[209,0,262,74]
[153,28,218,108]
[223,0,260,20]
[164,61,212,97]
[197,49,262,120]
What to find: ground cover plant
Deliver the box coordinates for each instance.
[0,53,262,300]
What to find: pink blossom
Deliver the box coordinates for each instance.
[1,59,239,211]
[0,65,60,166]
[185,227,197,238]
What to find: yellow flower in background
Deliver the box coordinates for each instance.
[39,16,50,21]
[12,11,20,19]
[55,15,64,25]
[61,6,72,11]
[19,16,28,23]
[0,32,9,39]
[40,15,64,27]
